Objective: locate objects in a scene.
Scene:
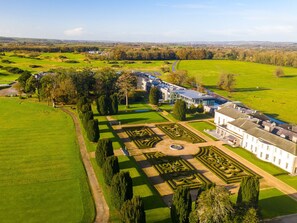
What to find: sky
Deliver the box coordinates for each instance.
[0,0,297,42]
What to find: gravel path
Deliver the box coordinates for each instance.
[61,108,109,223]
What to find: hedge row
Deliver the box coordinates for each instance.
[144,152,211,190]
[123,126,162,149]
[156,123,205,143]
[195,146,261,184]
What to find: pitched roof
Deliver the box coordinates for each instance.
[229,118,259,131]
[246,127,297,155]
[216,107,249,119]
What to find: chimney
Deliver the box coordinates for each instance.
[292,135,297,143]
[264,125,271,132]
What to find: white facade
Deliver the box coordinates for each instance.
[214,105,297,174]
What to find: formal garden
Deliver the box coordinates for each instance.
[195,146,260,184]
[123,126,162,149]
[156,123,205,143]
[144,151,211,190]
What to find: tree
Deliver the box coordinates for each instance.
[111,171,133,210]
[95,139,114,167]
[96,95,109,115]
[196,103,204,114]
[70,68,95,97]
[173,99,187,121]
[87,119,99,142]
[25,75,38,94]
[187,104,197,115]
[94,67,118,96]
[217,73,236,92]
[149,86,160,105]
[171,186,192,223]
[82,111,94,129]
[110,93,119,115]
[17,71,32,90]
[120,196,146,223]
[242,208,260,223]
[116,71,137,108]
[192,186,234,223]
[275,67,285,78]
[103,155,120,186]
[237,176,260,209]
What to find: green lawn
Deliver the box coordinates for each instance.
[179,60,297,124]
[111,103,167,125]
[188,121,217,140]
[0,98,94,223]
[231,188,297,219]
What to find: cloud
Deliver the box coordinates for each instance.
[64,27,84,36]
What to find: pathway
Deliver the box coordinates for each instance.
[171,60,179,72]
[61,108,109,223]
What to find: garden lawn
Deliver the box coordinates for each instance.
[179,60,297,124]
[0,98,94,223]
[188,121,217,140]
[231,188,297,219]
[111,103,167,124]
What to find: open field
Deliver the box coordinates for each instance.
[230,188,297,219]
[179,60,297,124]
[0,52,166,84]
[0,98,94,223]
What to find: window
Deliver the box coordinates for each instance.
[267,146,270,151]
[278,159,281,165]
[287,154,290,159]
[265,154,269,160]
[255,147,257,153]
[286,163,289,169]
[251,145,253,151]
[260,152,263,158]
[245,142,248,148]
[273,157,276,162]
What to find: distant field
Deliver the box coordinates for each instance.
[0,98,94,223]
[0,52,167,84]
[179,60,297,124]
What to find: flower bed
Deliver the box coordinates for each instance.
[123,126,162,149]
[144,151,211,190]
[156,123,205,143]
[195,146,261,184]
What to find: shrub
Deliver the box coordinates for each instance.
[86,119,99,142]
[121,196,146,223]
[103,156,120,186]
[82,111,94,129]
[111,172,133,210]
[173,99,186,121]
[96,95,109,115]
[196,103,204,114]
[275,67,285,78]
[149,86,160,105]
[237,176,260,208]
[171,186,192,223]
[110,93,119,115]
[77,96,89,111]
[95,139,114,167]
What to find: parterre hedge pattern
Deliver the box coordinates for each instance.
[123,126,162,149]
[144,151,211,190]
[195,146,261,184]
[156,123,205,143]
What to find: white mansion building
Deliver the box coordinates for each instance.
[214,102,297,174]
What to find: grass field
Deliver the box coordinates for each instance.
[179,60,297,124]
[0,98,94,223]
[230,188,297,219]
[0,52,166,84]
[111,103,167,125]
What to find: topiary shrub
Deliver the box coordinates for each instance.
[120,196,146,223]
[173,99,186,121]
[82,111,94,129]
[110,93,119,115]
[111,171,133,210]
[96,95,109,115]
[171,186,192,223]
[149,86,160,105]
[87,119,99,142]
[103,155,120,186]
[237,176,260,209]
[95,138,114,167]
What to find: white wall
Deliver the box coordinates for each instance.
[214,111,235,125]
